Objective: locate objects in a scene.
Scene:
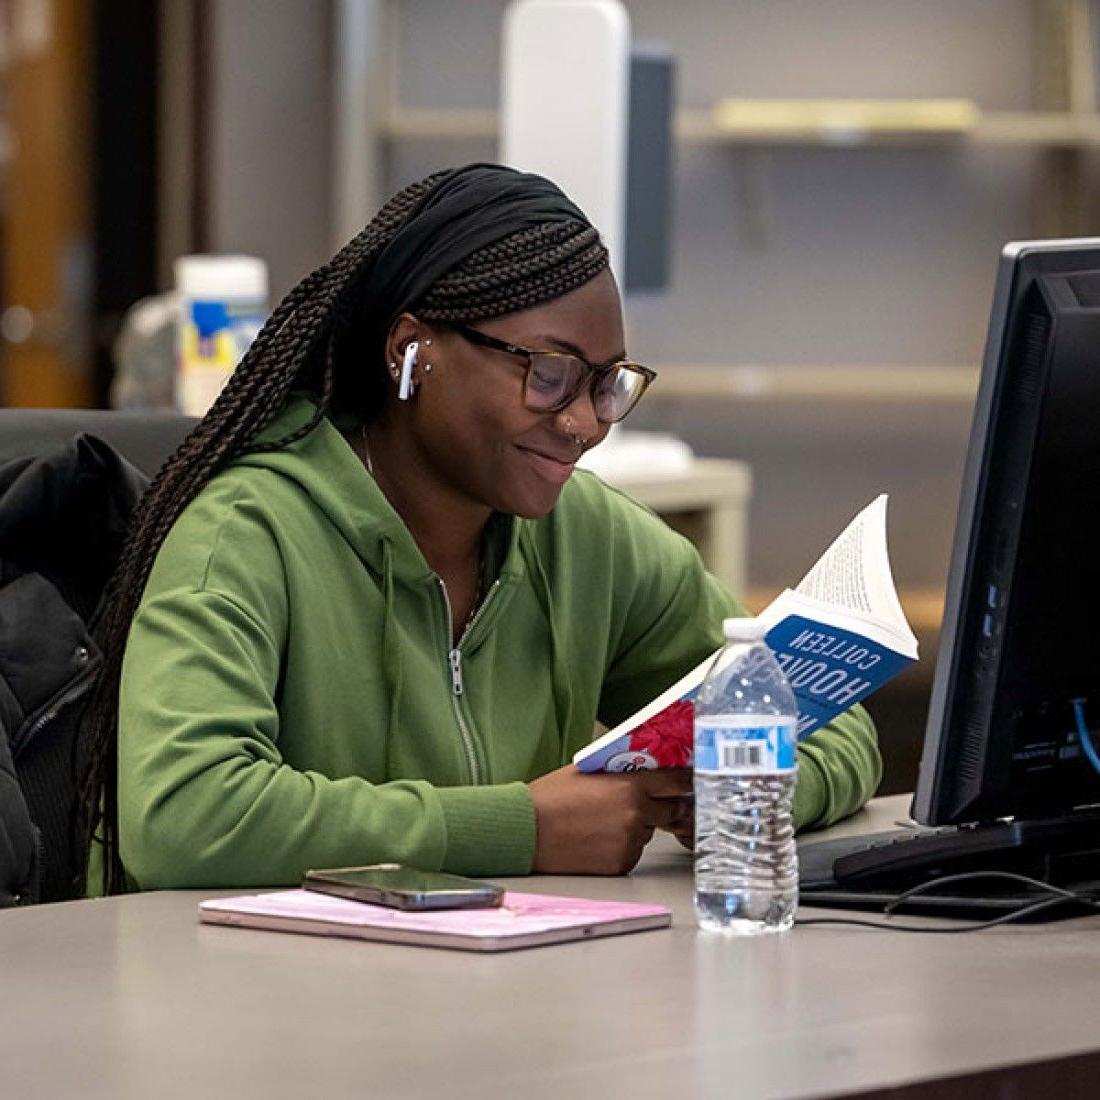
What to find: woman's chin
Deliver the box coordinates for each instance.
[500,478,567,520]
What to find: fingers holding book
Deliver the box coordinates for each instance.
[528,765,693,875]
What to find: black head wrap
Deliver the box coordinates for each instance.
[360,162,596,325]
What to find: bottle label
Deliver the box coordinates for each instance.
[694,716,797,775]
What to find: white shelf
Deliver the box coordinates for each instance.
[384,105,1100,150]
[641,363,979,403]
[708,98,979,146]
[385,106,498,141]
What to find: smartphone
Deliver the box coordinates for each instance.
[302,863,505,911]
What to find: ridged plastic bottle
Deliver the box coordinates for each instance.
[693,616,799,934]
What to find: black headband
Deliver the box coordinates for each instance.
[359,163,596,324]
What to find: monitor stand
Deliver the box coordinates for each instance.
[798,810,1100,919]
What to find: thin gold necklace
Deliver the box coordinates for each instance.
[361,425,484,635]
[462,558,485,637]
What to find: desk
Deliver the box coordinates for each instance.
[3,795,1099,1100]
[606,458,752,596]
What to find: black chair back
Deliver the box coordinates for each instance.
[0,409,196,478]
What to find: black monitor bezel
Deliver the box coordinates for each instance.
[913,239,1100,826]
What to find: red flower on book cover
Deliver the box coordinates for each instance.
[628,700,695,767]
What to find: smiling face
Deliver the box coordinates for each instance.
[389,269,625,519]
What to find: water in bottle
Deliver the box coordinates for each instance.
[694,616,799,934]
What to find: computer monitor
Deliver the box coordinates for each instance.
[914,239,1100,830]
[800,240,1100,914]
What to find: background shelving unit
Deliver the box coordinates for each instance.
[386,102,1100,148]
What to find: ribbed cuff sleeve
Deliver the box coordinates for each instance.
[792,749,827,833]
[436,782,537,875]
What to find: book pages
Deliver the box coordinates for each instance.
[793,494,914,644]
[757,590,918,659]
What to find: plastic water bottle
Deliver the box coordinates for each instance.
[694,616,799,934]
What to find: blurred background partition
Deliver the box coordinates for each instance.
[1,0,94,407]
[0,0,333,409]
[0,0,157,408]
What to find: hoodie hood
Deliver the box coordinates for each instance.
[232,397,528,592]
[233,397,432,587]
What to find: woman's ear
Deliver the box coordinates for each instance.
[384,313,425,393]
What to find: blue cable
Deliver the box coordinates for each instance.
[1071,699,1100,776]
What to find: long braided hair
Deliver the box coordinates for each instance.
[77,167,609,894]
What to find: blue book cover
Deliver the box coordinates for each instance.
[574,495,918,772]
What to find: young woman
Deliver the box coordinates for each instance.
[79,164,881,892]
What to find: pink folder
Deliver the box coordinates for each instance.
[200,889,672,952]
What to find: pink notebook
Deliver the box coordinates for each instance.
[199,889,671,952]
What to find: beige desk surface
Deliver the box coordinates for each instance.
[3,795,1099,1100]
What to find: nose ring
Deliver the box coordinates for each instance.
[563,415,588,448]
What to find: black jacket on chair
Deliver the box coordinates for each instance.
[0,435,148,903]
[0,700,37,905]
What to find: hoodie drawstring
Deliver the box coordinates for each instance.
[525,533,575,765]
[378,538,404,776]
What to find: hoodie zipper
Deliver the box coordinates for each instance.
[13,662,98,761]
[437,577,501,785]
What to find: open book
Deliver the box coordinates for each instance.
[574,495,918,772]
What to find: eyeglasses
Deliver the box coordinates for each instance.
[450,322,656,424]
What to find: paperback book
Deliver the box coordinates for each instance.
[574,494,918,772]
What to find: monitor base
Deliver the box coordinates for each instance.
[798,812,1100,919]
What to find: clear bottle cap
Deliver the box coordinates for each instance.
[722,615,767,641]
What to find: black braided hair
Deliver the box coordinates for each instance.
[76,168,609,894]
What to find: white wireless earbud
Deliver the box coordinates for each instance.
[397,341,419,401]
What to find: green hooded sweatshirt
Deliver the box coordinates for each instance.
[116,397,882,889]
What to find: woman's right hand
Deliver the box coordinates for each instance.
[528,765,694,874]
